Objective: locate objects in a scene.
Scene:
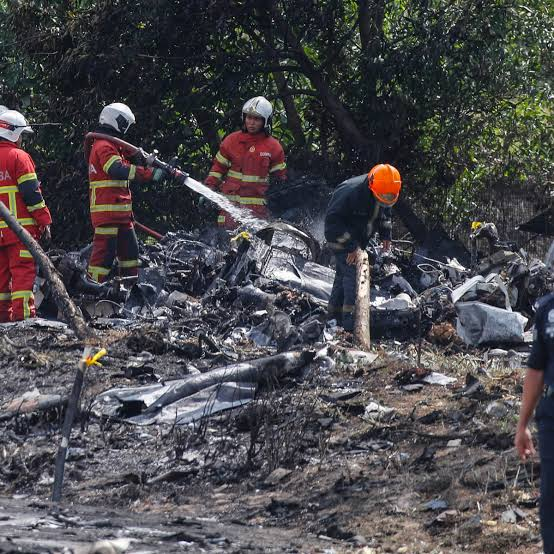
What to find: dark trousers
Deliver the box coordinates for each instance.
[328,251,356,331]
[87,223,139,283]
[537,397,554,553]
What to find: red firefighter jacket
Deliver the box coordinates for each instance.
[88,138,153,228]
[205,131,286,210]
[0,141,52,247]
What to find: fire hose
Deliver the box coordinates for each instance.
[84,132,189,240]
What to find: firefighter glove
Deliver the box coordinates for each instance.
[152,168,165,182]
[129,148,148,167]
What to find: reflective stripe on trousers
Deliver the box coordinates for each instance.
[88,223,139,283]
[0,243,36,322]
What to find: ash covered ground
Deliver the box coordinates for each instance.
[0,221,550,553]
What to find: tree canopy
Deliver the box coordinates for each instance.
[0,0,552,245]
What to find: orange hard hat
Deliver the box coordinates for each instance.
[368,164,402,206]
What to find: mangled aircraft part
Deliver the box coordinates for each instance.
[144,350,314,413]
[94,350,315,423]
[451,274,511,310]
[97,381,256,425]
[421,372,457,386]
[456,302,528,346]
[363,401,395,421]
[256,221,321,262]
[261,254,334,302]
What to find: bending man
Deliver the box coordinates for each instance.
[324,164,401,332]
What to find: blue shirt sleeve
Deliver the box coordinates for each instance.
[528,309,547,371]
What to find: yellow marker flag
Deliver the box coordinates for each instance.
[85,348,107,367]
[231,231,251,242]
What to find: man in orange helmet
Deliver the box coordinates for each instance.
[324,164,402,331]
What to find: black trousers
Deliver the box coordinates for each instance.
[537,397,554,553]
[328,251,356,331]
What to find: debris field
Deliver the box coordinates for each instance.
[0,221,550,553]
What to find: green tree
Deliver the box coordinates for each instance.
[0,0,551,245]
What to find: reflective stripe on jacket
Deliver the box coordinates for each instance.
[88,138,153,227]
[0,141,51,246]
[205,130,286,206]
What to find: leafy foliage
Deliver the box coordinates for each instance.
[0,0,552,246]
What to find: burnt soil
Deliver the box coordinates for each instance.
[0,322,542,554]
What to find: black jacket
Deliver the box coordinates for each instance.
[324,174,392,252]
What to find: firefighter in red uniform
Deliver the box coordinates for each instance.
[205,96,287,229]
[87,103,163,282]
[0,110,52,322]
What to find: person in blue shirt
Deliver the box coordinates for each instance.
[516,291,554,553]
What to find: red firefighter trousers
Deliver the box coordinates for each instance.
[87,223,139,283]
[0,243,36,322]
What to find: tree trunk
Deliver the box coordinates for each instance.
[0,201,93,340]
[393,197,430,243]
[295,53,371,153]
[358,0,372,52]
[354,250,371,351]
[270,10,373,160]
[357,0,385,54]
[253,6,306,150]
[272,70,306,148]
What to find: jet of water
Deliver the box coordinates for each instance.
[182,176,266,232]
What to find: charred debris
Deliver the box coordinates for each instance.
[16,218,551,421]
[0,219,552,551]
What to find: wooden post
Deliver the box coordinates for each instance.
[354,249,371,350]
[52,347,91,502]
[0,201,93,340]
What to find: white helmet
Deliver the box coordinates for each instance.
[0,105,8,115]
[0,110,33,142]
[99,102,135,134]
[242,96,273,130]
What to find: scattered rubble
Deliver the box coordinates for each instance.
[0,220,550,552]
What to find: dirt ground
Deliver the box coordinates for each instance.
[0,321,543,554]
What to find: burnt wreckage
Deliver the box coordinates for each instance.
[0,201,551,530]
[37,207,553,349]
